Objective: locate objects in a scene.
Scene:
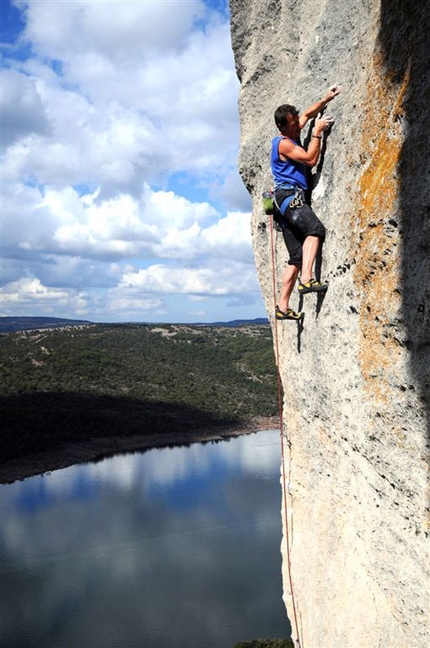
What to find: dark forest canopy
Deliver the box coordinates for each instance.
[0,323,278,480]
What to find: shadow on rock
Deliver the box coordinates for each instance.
[379,0,430,438]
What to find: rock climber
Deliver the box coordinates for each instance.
[271,84,341,320]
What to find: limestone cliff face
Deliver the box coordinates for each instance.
[229,1,429,646]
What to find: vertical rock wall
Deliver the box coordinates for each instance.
[229,1,429,646]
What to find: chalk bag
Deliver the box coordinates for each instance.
[262,190,275,215]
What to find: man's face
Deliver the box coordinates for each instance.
[285,113,301,140]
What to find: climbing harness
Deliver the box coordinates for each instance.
[269,213,304,648]
[262,184,306,218]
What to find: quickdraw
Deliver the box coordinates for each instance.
[288,187,306,209]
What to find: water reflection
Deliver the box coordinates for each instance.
[0,430,290,648]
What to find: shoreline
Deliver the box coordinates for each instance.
[0,416,279,484]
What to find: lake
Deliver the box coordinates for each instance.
[0,429,291,648]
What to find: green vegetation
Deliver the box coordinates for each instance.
[0,323,277,414]
[0,323,278,464]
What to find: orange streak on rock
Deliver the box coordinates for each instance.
[354,64,409,403]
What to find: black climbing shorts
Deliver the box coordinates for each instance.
[278,203,326,267]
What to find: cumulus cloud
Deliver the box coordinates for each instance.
[16,0,204,61]
[5,2,239,188]
[3,181,250,262]
[115,259,258,297]
[0,68,50,146]
[1,1,264,322]
[1,277,90,315]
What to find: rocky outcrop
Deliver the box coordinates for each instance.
[229,1,429,646]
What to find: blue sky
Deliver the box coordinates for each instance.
[1,0,266,323]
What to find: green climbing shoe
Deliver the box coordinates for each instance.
[275,306,302,320]
[298,278,328,294]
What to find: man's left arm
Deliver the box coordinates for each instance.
[299,85,341,128]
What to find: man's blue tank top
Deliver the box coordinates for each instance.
[271,136,308,190]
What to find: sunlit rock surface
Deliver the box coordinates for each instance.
[229,0,429,646]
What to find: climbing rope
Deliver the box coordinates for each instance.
[269,214,303,648]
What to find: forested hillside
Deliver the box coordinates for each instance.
[0,324,278,479]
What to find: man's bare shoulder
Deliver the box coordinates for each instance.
[278,137,298,153]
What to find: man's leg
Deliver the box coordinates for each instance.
[287,205,327,292]
[276,219,303,318]
[300,235,320,284]
[278,264,299,312]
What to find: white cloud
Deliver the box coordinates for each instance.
[200,211,253,262]
[0,68,50,146]
[3,181,251,264]
[2,85,159,190]
[4,3,239,188]
[114,259,258,297]
[1,1,263,323]
[209,168,252,211]
[1,277,90,314]
[17,0,205,61]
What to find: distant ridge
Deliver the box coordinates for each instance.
[0,316,93,333]
[0,316,269,333]
[209,317,269,327]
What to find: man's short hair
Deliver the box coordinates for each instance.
[274,104,299,129]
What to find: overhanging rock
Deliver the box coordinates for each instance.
[229,0,429,646]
